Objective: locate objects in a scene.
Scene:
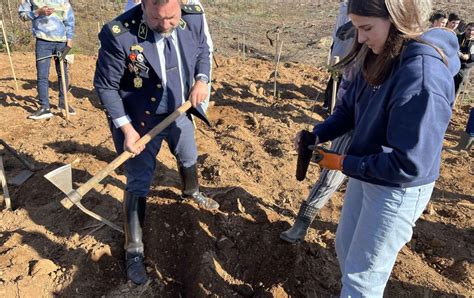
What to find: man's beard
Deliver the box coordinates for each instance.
[160,27,176,37]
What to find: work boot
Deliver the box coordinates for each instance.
[280,202,318,243]
[123,191,148,285]
[446,132,473,154]
[179,164,219,210]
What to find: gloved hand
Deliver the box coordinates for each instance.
[309,146,345,171]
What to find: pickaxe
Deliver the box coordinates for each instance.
[44,101,193,233]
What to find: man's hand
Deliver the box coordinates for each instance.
[36,6,55,17]
[121,123,145,157]
[461,53,470,61]
[66,39,73,48]
[188,80,208,108]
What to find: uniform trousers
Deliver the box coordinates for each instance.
[111,113,198,197]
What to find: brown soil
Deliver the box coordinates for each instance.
[0,51,472,297]
[0,53,474,297]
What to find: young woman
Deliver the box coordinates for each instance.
[298,0,460,295]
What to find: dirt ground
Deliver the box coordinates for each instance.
[0,1,473,296]
[0,48,473,297]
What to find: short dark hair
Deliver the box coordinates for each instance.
[466,22,474,28]
[429,11,446,23]
[142,0,175,8]
[448,13,461,22]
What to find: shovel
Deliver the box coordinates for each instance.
[44,101,193,232]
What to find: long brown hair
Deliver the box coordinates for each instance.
[337,0,433,86]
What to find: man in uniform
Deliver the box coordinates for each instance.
[93,0,218,285]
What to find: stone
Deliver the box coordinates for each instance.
[30,259,58,277]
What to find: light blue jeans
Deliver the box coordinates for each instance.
[336,178,434,297]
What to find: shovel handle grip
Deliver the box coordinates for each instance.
[60,101,193,209]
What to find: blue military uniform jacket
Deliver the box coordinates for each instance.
[94,4,211,136]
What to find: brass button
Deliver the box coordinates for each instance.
[140,122,145,127]
[145,110,151,115]
[156,84,162,89]
[150,97,156,102]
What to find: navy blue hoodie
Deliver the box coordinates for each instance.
[313,28,460,187]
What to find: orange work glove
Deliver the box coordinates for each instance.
[310,146,345,171]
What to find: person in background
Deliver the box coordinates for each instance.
[454,22,473,96]
[300,0,460,295]
[280,17,357,244]
[94,0,217,285]
[125,0,141,11]
[429,11,447,28]
[18,0,75,120]
[323,0,352,110]
[447,13,461,32]
[447,108,474,153]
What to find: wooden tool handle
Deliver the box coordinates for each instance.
[60,101,193,209]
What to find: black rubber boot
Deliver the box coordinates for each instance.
[123,191,148,285]
[179,164,219,210]
[446,132,473,154]
[280,202,318,243]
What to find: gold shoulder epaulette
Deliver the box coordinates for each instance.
[181,4,203,14]
[107,20,129,37]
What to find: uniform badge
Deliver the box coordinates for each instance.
[179,19,187,30]
[136,53,144,63]
[138,22,148,40]
[131,45,144,52]
[134,77,143,88]
[112,25,121,34]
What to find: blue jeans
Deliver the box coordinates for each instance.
[35,39,69,109]
[336,178,434,297]
[111,114,198,197]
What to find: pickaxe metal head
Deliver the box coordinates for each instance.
[44,164,73,199]
[44,164,123,233]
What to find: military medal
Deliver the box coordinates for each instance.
[129,44,147,88]
[134,76,143,88]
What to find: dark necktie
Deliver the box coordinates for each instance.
[164,36,182,113]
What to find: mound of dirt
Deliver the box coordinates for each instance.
[0,52,472,296]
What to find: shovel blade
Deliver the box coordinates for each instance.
[44,164,73,195]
